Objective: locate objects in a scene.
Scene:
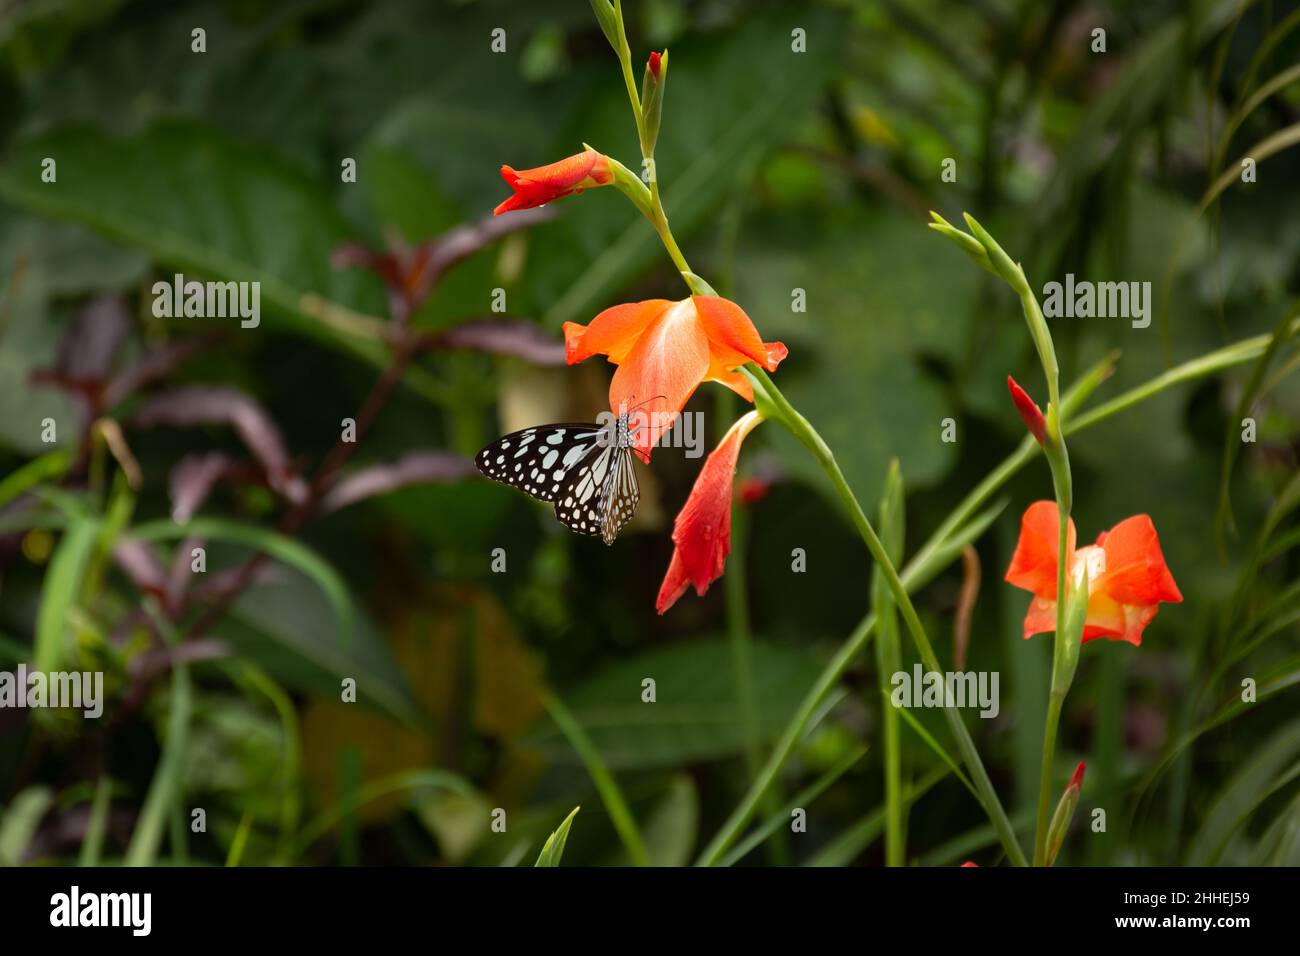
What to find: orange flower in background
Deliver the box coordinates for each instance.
[563,296,787,457]
[656,411,763,614]
[1005,501,1183,646]
[494,148,613,215]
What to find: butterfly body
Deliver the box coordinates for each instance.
[475,415,642,545]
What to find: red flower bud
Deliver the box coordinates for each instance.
[494,149,614,216]
[1007,375,1047,446]
[648,50,663,80]
[1069,761,1086,790]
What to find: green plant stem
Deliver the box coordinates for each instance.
[695,333,1271,865]
[739,365,1028,867]
[78,774,111,866]
[542,689,651,866]
[611,0,646,152]
[873,464,905,866]
[964,217,1078,867]
[1034,690,1065,865]
[613,36,1293,865]
[1033,450,1074,865]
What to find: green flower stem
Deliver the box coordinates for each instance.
[611,0,647,155]
[740,365,1028,867]
[694,325,1284,867]
[873,462,906,865]
[945,214,1077,865]
[600,12,1294,865]
[602,2,697,292]
[1034,689,1066,864]
[542,689,651,867]
[693,353,1099,867]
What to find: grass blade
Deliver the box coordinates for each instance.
[541,689,649,866]
[534,806,580,867]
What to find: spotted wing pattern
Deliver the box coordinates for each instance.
[474,419,640,545]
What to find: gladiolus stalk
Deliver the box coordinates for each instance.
[930,213,1081,866]
[699,332,1278,866]
[741,363,1029,867]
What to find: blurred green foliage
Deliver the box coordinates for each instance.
[0,0,1298,867]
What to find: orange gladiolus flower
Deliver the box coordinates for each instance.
[1005,501,1183,646]
[563,296,787,457]
[494,149,613,215]
[656,411,763,614]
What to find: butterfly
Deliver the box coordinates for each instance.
[475,412,648,545]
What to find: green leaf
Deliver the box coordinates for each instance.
[1187,717,1300,865]
[739,210,977,507]
[290,769,477,859]
[527,639,826,770]
[718,744,866,867]
[125,659,192,866]
[639,775,699,867]
[534,806,580,867]
[0,122,400,368]
[0,450,72,510]
[78,775,112,867]
[34,516,98,673]
[0,786,54,865]
[131,517,354,643]
[541,690,649,867]
[130,517,424,729]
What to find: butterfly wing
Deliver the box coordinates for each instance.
[599,448,640,545]
[474,424,605,503]
[476,421,640,545]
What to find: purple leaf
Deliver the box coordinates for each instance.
[167,452,242,525]
[191,562,284,601]
[104,336,217,407]
[56,296,129,383]
[421,207,553,288]
[134,387,308,505]
[332,209,552,316]
[321,451,477,512]
[424,318,566,365]
[112,538,168,599]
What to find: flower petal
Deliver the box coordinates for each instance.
[1095,514,1183,606]
[1022,594,1058,639]
[609,300,710,457]
[493,150,611,215]
[692,296,787,372]
[563,300,673,365]
[1005,500,1077,599]
[704,357,755,401]
[655,550,692,614]
[656,411,763,613]
[1083,590,1158,645]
